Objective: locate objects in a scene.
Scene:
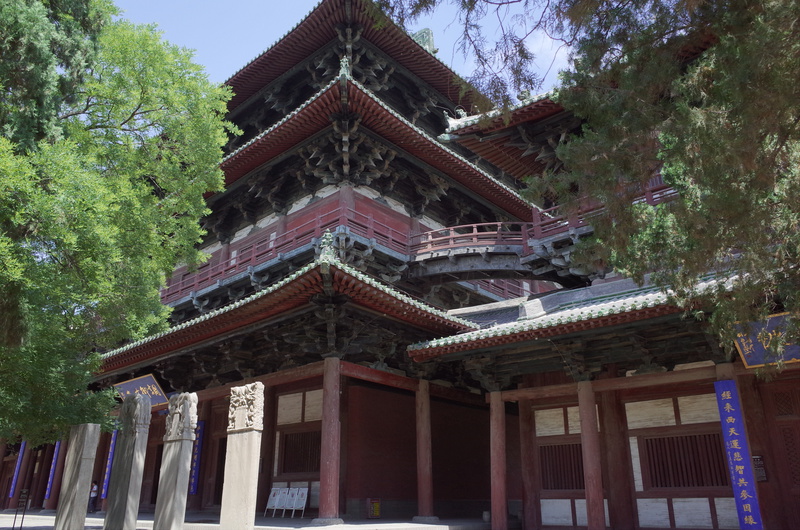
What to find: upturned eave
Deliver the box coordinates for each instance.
[100,257,476,375]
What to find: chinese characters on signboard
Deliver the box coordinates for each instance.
[189,421,205,495]
[44,440,61,500]
[101,430,118,499]
[714,380,763,529]
[733,313,800,368]
[8,441,26,498]
[112,374,168,407]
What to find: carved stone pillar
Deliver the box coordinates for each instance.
[220,382,264,530]
[54,423,100,530]
[103,394,152,530]
[154,393,198,530]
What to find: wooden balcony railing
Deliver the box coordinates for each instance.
[163,180,676,304]
[162,205,408,303]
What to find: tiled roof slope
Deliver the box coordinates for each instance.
[219,71,533,220]
[100,242,476,374]
[225,0,480,112]
[408,276,723,361]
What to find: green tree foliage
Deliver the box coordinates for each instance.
[382,0,800,358]
[550,0,800,352]
[376,0,551,105]
[0,0,234,445]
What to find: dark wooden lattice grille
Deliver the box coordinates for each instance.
[774,391,795,417]
[643,433,729,488]
[779,425,800,486]
[540,443,585,490]
[282,430,322,474]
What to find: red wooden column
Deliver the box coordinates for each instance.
[599,385,635,529]
[316,357,343,523]
[578,381,605,530]
[518,396,540,530]
[735,372,787,528]
[413,379,438,522]
[490,391,508,530]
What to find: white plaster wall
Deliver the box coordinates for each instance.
[231,224,254,244]
[565,405,599,434]
[352,186,431,224]
[637,498,669,528]
[540,499,573,526]
[256,212,279,229]
[626,398,676,429]
[535,408,565,436]
[354,186,381,200]
[285,187,338,216]
[715,497,739,529]
[673,498,713,528]
[566,406,581,434]
[629,437,644,491]
[677,394,719,424]
[277,393,303,425]
[304,389,322,422]
[201,241,223,255]
[574,499,610,527]
[420,214,445,230]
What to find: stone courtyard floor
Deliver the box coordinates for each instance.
[0,511,496,530]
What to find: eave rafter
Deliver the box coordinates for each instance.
[100,253,476,376]
[220,77,532,220]
[225,0,479,112]
[408,305,682,362]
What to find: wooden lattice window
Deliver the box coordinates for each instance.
[642,433,729,489]
[281,430,321,475]
[540,443,585,490]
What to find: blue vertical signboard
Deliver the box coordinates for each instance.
[8,441,26,498]
[189,420,205,495]
[101,430,118,499]
[44,440,61,500]
[714,380,763,528]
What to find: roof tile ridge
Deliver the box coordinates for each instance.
[347,77,531,205]
[100,261,320,361]
[444,89,557,133]
[224,0,326,86]
[222,76,340,165]
[408,288,673,351]
[102,232,476,362]
[317,230,476,328]
[408,275,729,352]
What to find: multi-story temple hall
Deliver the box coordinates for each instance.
[2,1,799,529]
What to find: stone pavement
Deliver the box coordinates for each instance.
[0,511,495,530]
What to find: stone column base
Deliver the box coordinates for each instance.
[310,517,345,525]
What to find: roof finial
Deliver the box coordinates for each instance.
[318,230,337,262]
[339,55,351,78]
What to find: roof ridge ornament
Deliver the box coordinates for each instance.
[339,54,351,79]
[317,230,338,263]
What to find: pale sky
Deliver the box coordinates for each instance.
[113,0,568,91]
